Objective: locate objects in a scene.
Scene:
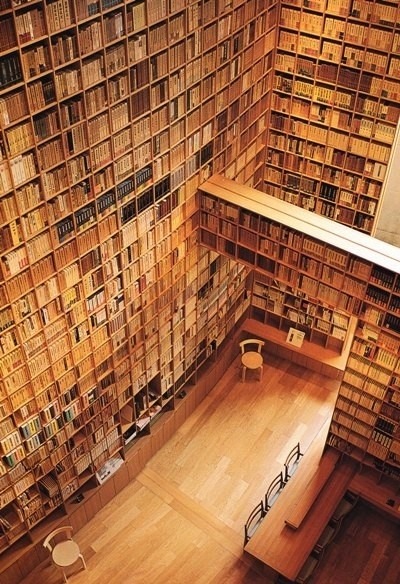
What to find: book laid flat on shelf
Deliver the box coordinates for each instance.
[286,328,305,348]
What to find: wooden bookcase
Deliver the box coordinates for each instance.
[0,0,273,573]
[2,0,400,576]
[264,0,400,234]
[198,174,400,485]
[0,324,245,583]
[199,175,369,354]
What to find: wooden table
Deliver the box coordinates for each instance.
[241,351,263,381]
[285,448,339,529]
[244,426,357,581]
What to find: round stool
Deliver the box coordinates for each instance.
[241,351,263,381]
[52,540,81,568]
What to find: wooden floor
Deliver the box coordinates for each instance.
[313,501,400,584]
[17,353,398,583]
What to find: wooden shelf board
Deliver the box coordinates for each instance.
[202,174,400,274]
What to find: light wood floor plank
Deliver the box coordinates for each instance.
[18,354,337,584]
[19,353,399,584]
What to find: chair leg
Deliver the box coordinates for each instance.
[242,365,246,382]
[79,553,87,570]
[61,568,68,583]
[259,365,263,381]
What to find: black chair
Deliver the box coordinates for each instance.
[314,518,339,553]
[284,442,303,482]
[331,490,359,524]
[295,548,322,584]
[265,471,285,511]
[244,500,266,546]
[276,576,292,584]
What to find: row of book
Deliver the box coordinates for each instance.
[5,121,34,158]
[21,44,50,79]
[370,266,396,289]
[384,314,400,335]
[375,416,395,436]
[371,428,392,449]
[27,78,55,112]
[351,0,398,27]
[46,0,73,34]
[279,7,394,51]
[52,32,77,67]
[127,1,146,33]
[271,132,389,184]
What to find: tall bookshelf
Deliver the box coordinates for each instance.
[199,174,400,485]
[264,0,400,234]
[200,176,365,355]
[0,0,274,577]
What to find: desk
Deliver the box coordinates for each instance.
[245,456,356,581]
[243,317,357,379]
[244,418,357,581]
[350,467,400,521]
[285,448,339,529]
[241,351,263,381]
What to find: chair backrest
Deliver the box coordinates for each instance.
[239,338,264,354]
[43,526,74,553]
[265,471,285,510]
[284,442,303,482]
[244,500,265,545]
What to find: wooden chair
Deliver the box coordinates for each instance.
[284,442,303,482]
[244,500,266,546]
[239,338,264,382]
[265,471,285,510]
[43,526,86,583]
